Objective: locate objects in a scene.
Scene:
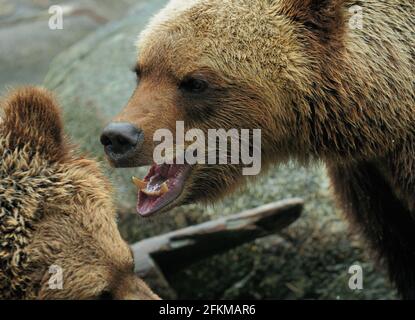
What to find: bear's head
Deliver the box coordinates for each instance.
[101,0,351,217]
[0,87,159,300]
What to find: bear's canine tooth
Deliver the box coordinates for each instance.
[160,181,169,194]
[132,176,147,190]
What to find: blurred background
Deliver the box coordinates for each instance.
[0,0,396,299]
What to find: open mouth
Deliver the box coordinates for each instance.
[132,163,192,217]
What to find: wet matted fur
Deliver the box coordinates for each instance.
[0,87,158,300]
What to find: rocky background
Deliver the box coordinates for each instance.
[0,0,397,299]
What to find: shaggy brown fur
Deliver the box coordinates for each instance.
[106,0,414,298]
[0,87,158,300]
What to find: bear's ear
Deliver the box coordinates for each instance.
[0,87,67,162]
[276,0,347,41]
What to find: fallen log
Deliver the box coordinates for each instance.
[132,198,303,298]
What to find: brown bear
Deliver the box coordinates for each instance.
[100,0,414,298]
[0,87,159,300]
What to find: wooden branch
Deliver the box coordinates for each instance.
[132,198,303,280]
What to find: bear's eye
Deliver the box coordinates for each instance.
[180,77,208,94]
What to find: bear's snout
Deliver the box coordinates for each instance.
[101,122,144,167]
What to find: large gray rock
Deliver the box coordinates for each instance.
[0,0,148,94]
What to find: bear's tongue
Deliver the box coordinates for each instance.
[133,163,191,217]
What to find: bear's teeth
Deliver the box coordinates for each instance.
[142,182,169,196]
[133,178,169,196]
[132,176,147,190]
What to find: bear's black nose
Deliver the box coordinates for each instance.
[100,123,143,165]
